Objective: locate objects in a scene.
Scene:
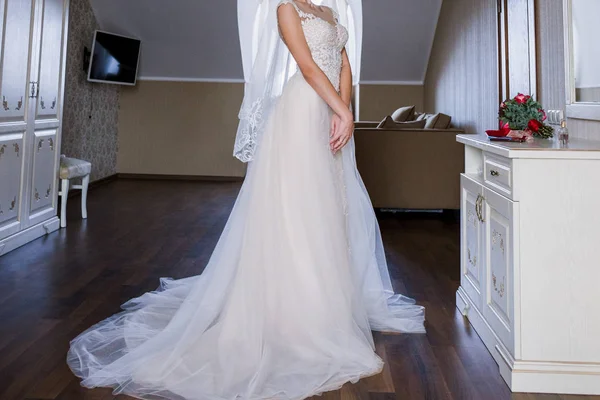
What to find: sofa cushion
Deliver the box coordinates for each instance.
[394,119,427,129]
[390,105,415,122]
[415,112,427,121]
[376,116,390,128]
[377,116,426,129]
[424,113,452,129]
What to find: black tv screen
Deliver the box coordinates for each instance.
[88,31,141,86]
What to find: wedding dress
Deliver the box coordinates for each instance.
[67,2,425,399]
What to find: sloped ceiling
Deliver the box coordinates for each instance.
[89,0,441,83]
[362,0,442,83]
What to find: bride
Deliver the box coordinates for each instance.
[67,0,425,399]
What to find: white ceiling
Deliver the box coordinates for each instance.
[89,0,442,84]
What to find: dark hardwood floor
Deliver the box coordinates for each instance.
[0,179,595,400]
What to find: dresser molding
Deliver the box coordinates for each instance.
[457,134,600,395]
[457,134,600,159]
[457,287,600,395]
[0,217,60,256]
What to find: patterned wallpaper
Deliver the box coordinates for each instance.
[62,0,120,182]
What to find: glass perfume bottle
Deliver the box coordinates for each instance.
[557,119,569,147]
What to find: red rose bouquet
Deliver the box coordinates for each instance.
[498,93,553,139]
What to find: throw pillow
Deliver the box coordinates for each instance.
[424,113,452,129]
[377,116,426,129]
[390,105,415,122]
[377,115,393,128]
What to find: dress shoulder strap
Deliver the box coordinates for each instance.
[277,0,313,19]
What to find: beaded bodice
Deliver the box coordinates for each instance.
[278,0,349,90]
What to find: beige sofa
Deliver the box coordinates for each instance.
[354,121,466,210]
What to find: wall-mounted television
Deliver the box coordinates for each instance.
[87,30,141,86]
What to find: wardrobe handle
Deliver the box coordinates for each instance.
[490,170,499,177]
[29,81,39,98]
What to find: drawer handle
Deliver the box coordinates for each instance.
[490,170,499,177]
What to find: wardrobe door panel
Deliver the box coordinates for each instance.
[0,132,25,240]
[0,0,35,126]
[28,128,58,226]
[34,0,67,123]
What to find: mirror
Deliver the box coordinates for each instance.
[564,0,600,120]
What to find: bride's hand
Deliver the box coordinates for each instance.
[330,112,354,154]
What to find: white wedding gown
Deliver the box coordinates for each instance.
[68,3,425,399]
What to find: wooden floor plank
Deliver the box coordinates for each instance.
[362,336,395,393]
[431,346,484,400]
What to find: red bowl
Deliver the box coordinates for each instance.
[486,129,510,138]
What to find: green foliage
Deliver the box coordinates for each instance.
[537,124,554,139]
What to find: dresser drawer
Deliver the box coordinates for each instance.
[483,154,512,197]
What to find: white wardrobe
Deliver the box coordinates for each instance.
[0,0,69,255]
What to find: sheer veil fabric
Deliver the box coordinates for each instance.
[67,1,425,399]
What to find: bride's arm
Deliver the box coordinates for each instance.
[330,49,353,152]
[277,4,353,123]
[339,49,352,108]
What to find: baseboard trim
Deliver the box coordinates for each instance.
[138,76,245,83]
[117,173,244,182]
[359,80,424,86]
[456,287,600,395]
[375,209,460,221]
[90,173,118,189]
[66,173,118,198]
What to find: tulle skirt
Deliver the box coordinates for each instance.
[67,73,425,400]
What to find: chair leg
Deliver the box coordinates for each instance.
[60,179,69,228]
[81,174,89,219]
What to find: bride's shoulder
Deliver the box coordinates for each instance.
[277,0,304,20]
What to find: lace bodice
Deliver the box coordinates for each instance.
[278,0,349,90]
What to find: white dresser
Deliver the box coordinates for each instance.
[0,0,70,255]
[456,134,600,395]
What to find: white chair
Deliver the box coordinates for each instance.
[58,155,92,228]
